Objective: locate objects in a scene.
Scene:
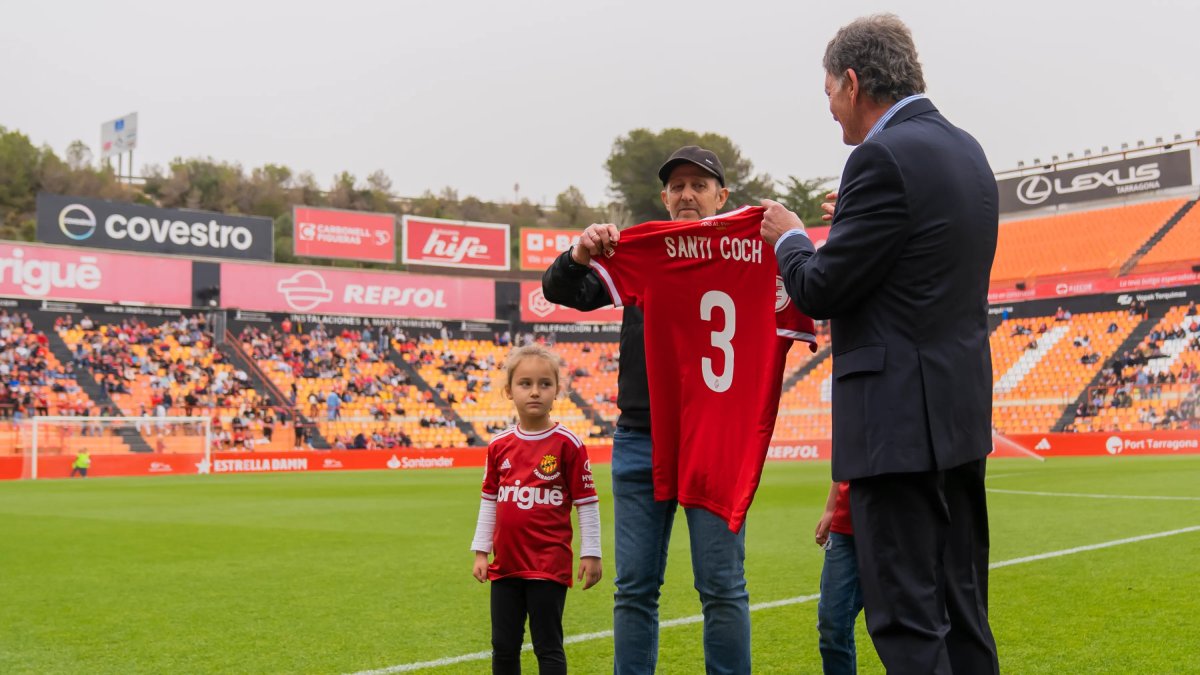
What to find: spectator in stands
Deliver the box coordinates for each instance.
[326,390,341,420]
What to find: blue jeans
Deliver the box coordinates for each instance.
[817,532,863,675]
[611,427,750,675]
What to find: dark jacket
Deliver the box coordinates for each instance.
[541,251,649,429]
[776,98,998,481]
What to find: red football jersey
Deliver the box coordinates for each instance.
[480,423,598,585]
[589,205,816,531]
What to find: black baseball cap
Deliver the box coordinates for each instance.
[658,146,726,187]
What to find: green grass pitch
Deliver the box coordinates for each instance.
[1,456,1198,674]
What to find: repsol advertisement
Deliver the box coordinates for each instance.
[37,193,274,261]
[998,149,1193,213]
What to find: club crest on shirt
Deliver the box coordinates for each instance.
[775,276,790,313]
[534,454,561,480]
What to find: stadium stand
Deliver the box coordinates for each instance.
[1132,201,1200,273]
[991,199,1186,283]
[240,325,453,449]
[1066,302,1200,432]
[989,309,1141,433]
[0,311,102,455]
[408,337,610,446]
[56,314,293,453]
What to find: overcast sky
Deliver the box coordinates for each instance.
[3,0,1199,209]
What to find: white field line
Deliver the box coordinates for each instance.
[988,488,1200,501]
[348,527,1200,674]
[985,471,1035,479]
[990,525,1200,568]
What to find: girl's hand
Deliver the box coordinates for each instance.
[473,552,490,583]
[578,556,602,590]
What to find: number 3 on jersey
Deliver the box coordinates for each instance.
[700,290,735,393]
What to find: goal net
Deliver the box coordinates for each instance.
[15,415,213,480]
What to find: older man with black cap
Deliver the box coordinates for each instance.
[542,146,751,674]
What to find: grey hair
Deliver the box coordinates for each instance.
[823,14,926,103]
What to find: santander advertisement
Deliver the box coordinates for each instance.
[520,228,581,271]
[0,242,192,305]
[401,216,510,270]
[293,206,396,263]
[220,262,496,320]
[520,281,622,323]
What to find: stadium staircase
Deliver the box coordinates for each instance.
[386,347,484,446]
[34,318,154,454]
[220,333,330,449]
[567,390,614,437]
[1118,199,1198,275]
[781,345,832,392]
[1051,304,1168,431]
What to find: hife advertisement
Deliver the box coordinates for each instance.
[401,215,511,271]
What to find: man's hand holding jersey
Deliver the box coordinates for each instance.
[571,223,620,265]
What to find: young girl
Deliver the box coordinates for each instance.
[470,344,602,675]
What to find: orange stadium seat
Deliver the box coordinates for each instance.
[1133,202,1200,273]
[991,199,1184,284]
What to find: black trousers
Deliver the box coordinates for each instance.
[491,577,568,675]
[849,458,999,675]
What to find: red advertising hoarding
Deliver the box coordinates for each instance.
[519,281,623,323]
[0,242,192,306]
[988,268,1200,304]
[806,225,831,249]
[1001,431,1200,457]
[220,262,496,320]
[0,446,615,480]
[293,206,396,263]
[401,216,510,271]
[520,228,581,271]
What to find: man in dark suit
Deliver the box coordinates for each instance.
[759,14,1000,675]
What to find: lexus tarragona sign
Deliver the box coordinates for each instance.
[998,149,1193,213]
[37,193,274,261]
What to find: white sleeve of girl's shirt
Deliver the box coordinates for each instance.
[470,498,496,553]
[577,501,602,558]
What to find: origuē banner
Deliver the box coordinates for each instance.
[519,281,622,323]
[292,206,396,263]
[401,215,510,271]
[0,242,193,306]
[220,262,496,320]
[37,193,274,261]
[520,228,581,271]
